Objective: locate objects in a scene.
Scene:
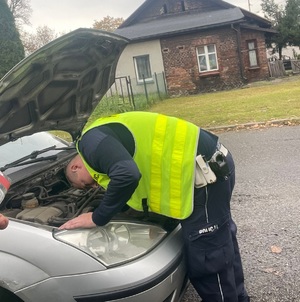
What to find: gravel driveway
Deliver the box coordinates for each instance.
[182,124,300,302]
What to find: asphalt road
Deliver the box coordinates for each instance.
[182,124,300,302]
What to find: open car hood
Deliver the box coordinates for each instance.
[0,28,128,145]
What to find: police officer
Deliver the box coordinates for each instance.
[59,111,249,302]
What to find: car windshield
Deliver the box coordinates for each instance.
[0,132,70,167]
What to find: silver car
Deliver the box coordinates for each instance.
[0,29,188,302]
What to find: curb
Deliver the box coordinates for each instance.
[207,118,300,133]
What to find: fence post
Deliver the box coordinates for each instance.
[142,74,149,105]
[162,71,168,96]
[114,82,119,107]
[127,76,136,110]
[154,72,162,100]
[119,77,125,104]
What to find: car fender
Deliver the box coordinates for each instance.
[0,251,49,292]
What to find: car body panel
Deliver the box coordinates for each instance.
[19,262,187,302]
[0,221,186,302]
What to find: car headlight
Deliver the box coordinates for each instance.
[54,222,167,266]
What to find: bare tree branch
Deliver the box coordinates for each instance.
[7,0,32,26]
[20,26,59,55]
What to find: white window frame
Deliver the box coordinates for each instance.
[248,40,259,67]
[196,44,219,73]
[133,55,153,83]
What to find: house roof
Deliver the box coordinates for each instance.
[115,8,245,41]
[240,24,277,34]
[119,0,272,29]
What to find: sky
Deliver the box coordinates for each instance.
[26,0,285,33]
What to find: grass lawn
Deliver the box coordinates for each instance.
[147,75,300,128]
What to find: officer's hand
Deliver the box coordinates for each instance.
[58,212,96,230]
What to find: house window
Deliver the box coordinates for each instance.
[196,44,218,72]
[134,55,152,82]
[248,40,258,67]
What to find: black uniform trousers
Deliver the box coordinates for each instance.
[181,152,249,302]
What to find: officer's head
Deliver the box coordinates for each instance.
[65,154,97,189]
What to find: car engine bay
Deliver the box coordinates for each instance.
[0,160,178,230]
[0,161,107,227]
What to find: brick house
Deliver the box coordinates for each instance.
[115,0,276,95]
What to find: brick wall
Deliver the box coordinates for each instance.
[160,26,270,95]
[161,27,242,95]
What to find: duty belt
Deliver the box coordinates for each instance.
[195,143,230,188]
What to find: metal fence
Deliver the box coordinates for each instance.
[105,72,168,109]
[105,76,135,107]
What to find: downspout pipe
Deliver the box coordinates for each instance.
[231,23,247,81]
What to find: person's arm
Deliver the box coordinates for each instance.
[92,159,140,225]
[88,134,141,225]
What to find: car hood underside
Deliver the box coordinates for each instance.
[0,28,128,145]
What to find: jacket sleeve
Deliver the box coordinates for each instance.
[78,129,141,226]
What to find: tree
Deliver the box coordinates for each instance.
[280,0,300,46]
[261,0,300,58]
[20,26,59,55]
[261,0,285,56]
[261,0,282,27]
[7,0,32,27]
[92,16,124,32]
[0,0,25,78]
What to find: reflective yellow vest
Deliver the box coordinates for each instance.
[77,112,199,219]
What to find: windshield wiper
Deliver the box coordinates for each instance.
[0,155,58,172]
[0,145,75,172]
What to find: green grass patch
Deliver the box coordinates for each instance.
[148,76,300,127]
